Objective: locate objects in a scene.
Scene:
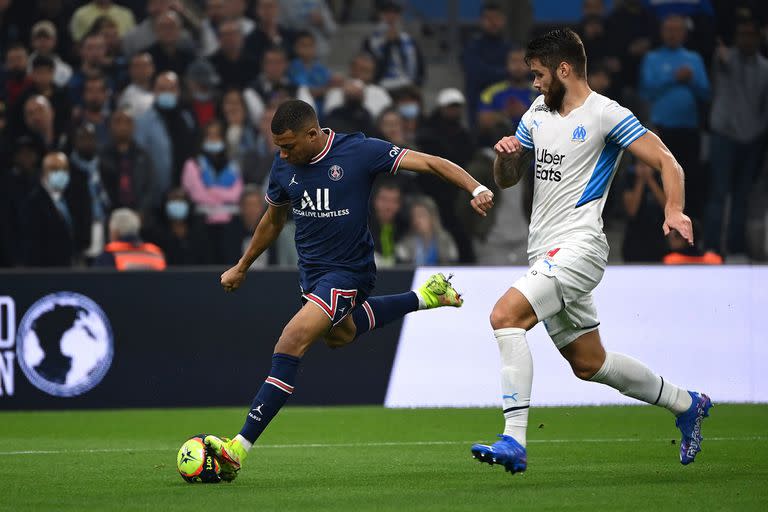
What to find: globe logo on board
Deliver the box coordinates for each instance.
[16,292,113,397]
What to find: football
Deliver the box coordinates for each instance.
[176,434,221,483]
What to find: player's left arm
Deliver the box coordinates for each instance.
[626,131,694,244]
[399,150,495,217]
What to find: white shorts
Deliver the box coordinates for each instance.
[512,246,606,348]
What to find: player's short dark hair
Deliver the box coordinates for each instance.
[31,54,55,70]
[525,28,587,77]
[271,99,318,134]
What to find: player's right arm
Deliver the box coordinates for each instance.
[493,136,533,189]
[221,203,290,292]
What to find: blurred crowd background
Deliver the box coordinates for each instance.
[0,0,766,270]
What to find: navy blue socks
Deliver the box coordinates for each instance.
[351,291,419,336]
[239,353,301,443]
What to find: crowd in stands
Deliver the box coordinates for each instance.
[0,0,766,270]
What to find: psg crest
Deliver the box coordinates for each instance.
[328,165,344,181]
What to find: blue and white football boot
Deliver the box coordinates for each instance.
[471,435,527,474]
[675,391,713,465]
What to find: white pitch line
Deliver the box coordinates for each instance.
[0,436,764,456]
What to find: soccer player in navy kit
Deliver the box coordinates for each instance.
[205,100,495,480]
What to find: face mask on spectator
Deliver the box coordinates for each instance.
[203,140,225,154]
[166,199,189,220]
[398,103,419,119]
[47,169,70,191]
[156,92,178,109]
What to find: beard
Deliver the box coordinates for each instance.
[543,74,566,111]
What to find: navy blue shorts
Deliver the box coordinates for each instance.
[301,271,375,326]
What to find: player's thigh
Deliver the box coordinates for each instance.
[275,301,333,357]
[491,266,564,330]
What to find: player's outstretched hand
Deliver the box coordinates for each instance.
[494,136,523,155]
[221,264,247,292]
[471,190,495,217]
[663,209,694,245]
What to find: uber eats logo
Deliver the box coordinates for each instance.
[535,148,565,182]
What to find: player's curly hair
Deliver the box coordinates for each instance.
[525,28,587,77]
[271,99,318,134]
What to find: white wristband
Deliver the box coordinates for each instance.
[472,185,490,198]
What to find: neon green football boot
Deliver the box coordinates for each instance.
[204,435,248,482]
[416,273,463,308]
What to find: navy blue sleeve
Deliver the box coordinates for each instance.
[363,137,410,175]
[265,156,290,207]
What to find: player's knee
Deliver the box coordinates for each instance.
[489,305,529,330]
[570,358,602,380]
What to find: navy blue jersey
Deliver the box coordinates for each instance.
[265,129,409,289]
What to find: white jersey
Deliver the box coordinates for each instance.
[515,92,647,260]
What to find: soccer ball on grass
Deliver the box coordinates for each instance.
[176,434,222,483]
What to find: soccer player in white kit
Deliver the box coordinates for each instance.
[470,28,712,474]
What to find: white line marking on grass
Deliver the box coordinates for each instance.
[0,437,763,456]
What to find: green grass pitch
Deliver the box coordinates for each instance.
[1,404,766,511]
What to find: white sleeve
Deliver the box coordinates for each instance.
[602,101,647,149]
[514,107,535,149]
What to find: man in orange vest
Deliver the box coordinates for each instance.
[95,208,166,270]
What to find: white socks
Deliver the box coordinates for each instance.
[495,327,533,446]
[589,352,692,415]
[234,434,253,452]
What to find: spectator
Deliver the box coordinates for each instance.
[99,109,154,216]
[70,0,136,43]
[117,52,155,117]
[375,107,407,147]
[396,196,458,265]
[579,14,621,78]
[147,10,195,77]
[587,62,614,96]
[620,160,668,262]
[248,46,316,118]
[390,86,422,147]
[245,0,296,65]
[640,15,710,218]
[122,0,198,57]
[288,31,333,110]
[2,44,32,107]
[220,88,259,166]
[95,208,167,270]
[68,33,112,107]
[220,184,298,266]
[200,0,255,56]
[369,179,405,267]
[220,184,270,267]
[663,221,723,264]
[705,18,768,256]
[181,119,243,261]
[208,17,260,89]
[144,187,212,265]
[0,0,22,59]
[240,104,277,184]
[476,47,534,131]
[89,15,128,85]
[606,0,657,92]
[363,1,425,90]
[0,137,44,265]
[135,71,198,208]
[324,79,374,134]
[28,21,73,88]
[78,75,112,148]
[12,55,72,143]
[416,88,476,263]
[30,0,77,64]
[324,53,391,119]
[22,151,91,267]
[279,0,337,58]
[185,58,220,128]
[462,2,512,124]
[70,122,110,259]
[22,95,66,150]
